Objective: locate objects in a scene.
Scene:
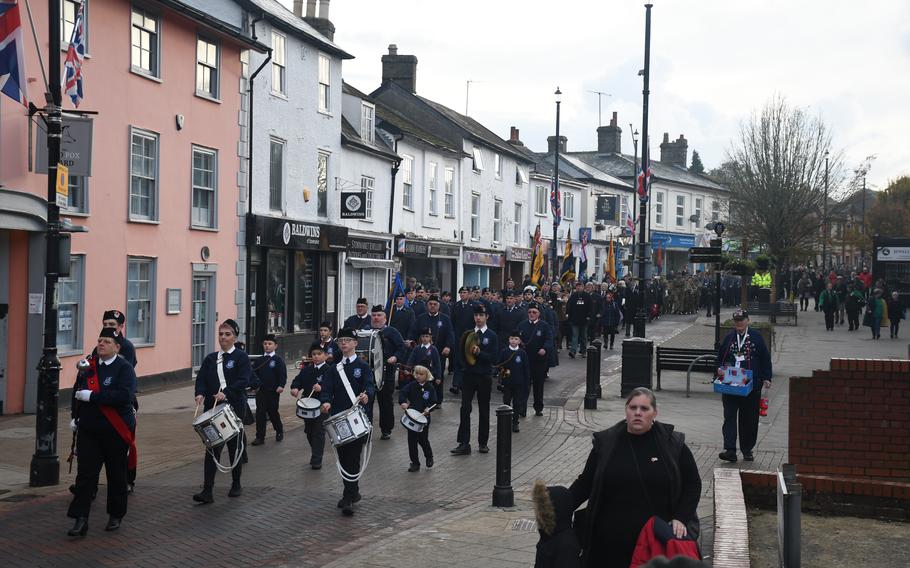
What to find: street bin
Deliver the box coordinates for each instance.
[621,338,653,397]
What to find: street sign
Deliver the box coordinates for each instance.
[689,246,721,255]
[688,245,721,264]
[55,164,69,207]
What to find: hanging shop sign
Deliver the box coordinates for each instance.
[340,192,367,219]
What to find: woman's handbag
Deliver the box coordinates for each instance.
[862,309,873,328]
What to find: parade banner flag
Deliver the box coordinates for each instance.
[531,222,545,286]
[637,158,651,200]
[578,227,590,280]
[607,237,616,282]
[0,0,28,106]
[386,271,406,314]
[63,0,85,107]
[550,178,561,227]
[559,229,576,284]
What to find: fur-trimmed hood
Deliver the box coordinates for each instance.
[533,480,574,537]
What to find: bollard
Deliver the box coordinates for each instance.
[492,405,514,507]
[592,339,603,398]
[584,342,599,410]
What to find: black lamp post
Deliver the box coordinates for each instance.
[552,87,562,285]
[629,125,639,267]
[634,3,653,338]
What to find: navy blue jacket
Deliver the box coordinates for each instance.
[309,337,340,363]
[399,380,438,416]
[715,328,772,383]
[406,342,443,382]
[498,305,528,343]
[498,347,530,388]
[319,356,376,419]
[518,319,555,363]
[73,355,137,432]
[450,300,478,336]
[408,311,455,351]
[458,327,499,376]
[410,299,427,317]
[195,348,251,413]
[343,313,372,331]
[600,300,623,329]
[291,362,329,393]
[376,325,406,384]
[252,352,288,390]
[388,306,415,340]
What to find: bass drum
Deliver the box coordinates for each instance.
[355,329,386,389]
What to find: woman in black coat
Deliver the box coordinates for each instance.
[569,387,701,568]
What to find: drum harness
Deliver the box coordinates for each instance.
[201,354,246,473]
[332,362,373,483]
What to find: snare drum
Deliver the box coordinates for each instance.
[192,403,243,449]
[296,397,321,420]
[400,408,428,433]
[323,405,372,446]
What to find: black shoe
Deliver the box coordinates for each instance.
[104,517,122,532]
[581,352,587,358]
[276,431,284,442]
[408,462,420,472]
[568,351,575,358]
[241,452,249,464]
[449,387,461,395]
[311,463,322,470]
[192,488,214,504]
[67,517,88,537]
[228,483,242,497]
[512,423,520,433]
[426,457,434,468]
[478,445,490,453]
[338,498,354,516]
[450,443,471,455]
[535,410,544,416]
[743,452,755,462]
[718,450,738,462]
[251,438,264,446]
[352,492,362,503]
[380,432,391,440]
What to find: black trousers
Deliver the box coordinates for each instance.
[303,415,326,465]
[847,310,860,331]
[722,388,762,453]
[377,371,397,434]
[255,389,283,439]
[529,358,548,413]
[68,427,129,519]
[502,384,528,423]
[336,437,366,499]
[824,310,835,330]
[203,432,244,488]
[407,422,433,464]
[457,372,492,446]
[127,421,137,485]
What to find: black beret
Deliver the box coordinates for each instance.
[371,304,386,314]
[102,309,125,325]
[221,319,240,336]
[509,329,522,338]
[318,321,333,329]
[415,285,424,291]
[472,286,480,291]
[394,291,405,298]
[458,286,469,293]
[473,304,488,315]
[309,345,325,355]
[428,295,440,303]
[263,334,277,343]
[98,327,119,339]
[526,301,540,311]
[418,327,432,336]
[481,287,490,293]
[356,297,368,306]
[337,327,357,340]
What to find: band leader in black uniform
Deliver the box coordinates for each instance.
[192,319,250,503]
[518,302,555,416]
[451,304,498,455]
[251,334,287,445]
[343,297,373,330]
[319,328,376,516]
[369,305,405,440]
[67,327,137,536]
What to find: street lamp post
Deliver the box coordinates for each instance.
[553,87,562,285]
[822,151,829,272]
[629,126,639,273]
[634,3,653,338]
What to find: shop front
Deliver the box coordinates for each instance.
[506,246,533,285]
[463,249,505,289]
[873,236,910,302]
[251,215,347,361]
[395,237,459,292]
[651,231,696,275]
[343,235,396,318]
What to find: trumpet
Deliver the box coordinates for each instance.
[297,356,315,369]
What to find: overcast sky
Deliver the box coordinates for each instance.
[306,0,908,191]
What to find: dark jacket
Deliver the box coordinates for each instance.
[343,313,372,331]
[533,481,581,568]
[398,379,437,416]
[458,327,498,376]
[319,356,376,419]
[498,305,528,343]
[600,300,623,330]
[518,319,555,362]
[407,342,443,383]
[715,327,772,383]
[451,300,478,336]
[72,355,137,432]
[376,325,406,385]
[388,306,415,340]
[251,352,287,391]
[194,348,251,413]
[290,362,328,393]
[498,347,530,388]
[408,311,455,351]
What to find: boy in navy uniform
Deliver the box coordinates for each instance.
[518,302,555,416]
[343,298,372,330]
[406,327,443,396]
[67,327,137,536]
[309,322,339,364]
[251,334,286,445]
[319,327,376,516]
[291,346,329,469]
[192,319,250,503]
[451,304,498,455]
[399,365,437,471]
[498,331,530,432]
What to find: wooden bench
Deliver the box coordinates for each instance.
[656,347,716,397]
[746,301,798,325]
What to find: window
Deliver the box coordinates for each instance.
[271,32,286,95]
[195,37,219,98]
[129,128,158,220]
[318,53,330,112]
[127,257,155,344]
[594,248,601,278]
[317,151,329,217]
[493,199,502,243]
[66,176,87,214]
[516,166,528,186]
[62,0,87,49]
[293,252,316,332]
[362,175,374,220]
[360,102,375,144]
[472,147,484,172]
[57,255,84,353]
[444,167,455,217]
[471,193,480,240]
[401,155,413,209]
[428,162,438,215]
[694,197,702,227]
[676,195,685,227]
[712,200,720,222]
[563,192,575,221]
[513,202,522,244]
[130,7,159,77]
[269,138,284,211]
[655,191,664,225]
[494,153,502,178]
[535,185,548,215]
[621,195,630,228]
[191,146,217,228]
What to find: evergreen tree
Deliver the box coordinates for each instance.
[689,150,705,173]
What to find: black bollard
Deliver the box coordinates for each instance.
[492,405,514,507]
[584,343,599,410]
[592,339,603,398]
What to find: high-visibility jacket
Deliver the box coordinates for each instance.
[751,271,772,289]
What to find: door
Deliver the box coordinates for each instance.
[192,275,213,369]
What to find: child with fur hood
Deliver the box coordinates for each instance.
[533,479,581,567]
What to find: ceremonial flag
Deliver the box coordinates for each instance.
[0,0,28,106]
[607,237,616,282]
[656,241,664,276]
[63,0,85,107]
[550,178,561,226]
[624,207,636,235]
[531,222,545,286]
[559,229,576,284]
[636,157,651,200]
[578,227,590,280]
[386,271,406,314]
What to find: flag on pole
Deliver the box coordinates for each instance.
[656,241,664,276]
[559,229,576,284]
[624,207,635,235]
[63,1,85,107]
[578,227,590,280]
[386,271,406,314]
[636,157,651,200]
[531,222,545,286]
[607,237,616,282]
[0,0,28,106]
[550,178,561,226]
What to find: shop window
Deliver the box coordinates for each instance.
[267,249,287,334]
[293,252,316,332]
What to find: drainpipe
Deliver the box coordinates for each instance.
[387,133,403,234]
[245,15,272,351]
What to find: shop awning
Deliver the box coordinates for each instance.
[348,258,396,270]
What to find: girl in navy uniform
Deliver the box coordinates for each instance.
[290,346,329,469]
[67,327,137,536]
[251,334,287,445]
[319,328,376,516]
[498,331,530,432]
[399,365,437,471]
[193,319,250,503]
[406,327,442,391]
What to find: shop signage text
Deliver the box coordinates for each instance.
[464,250,503,268]
[507,247,533,262]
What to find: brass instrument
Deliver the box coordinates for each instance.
[460,329,481,366]
[297,356,314,369]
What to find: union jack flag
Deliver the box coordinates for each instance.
[550,178,561,226]
[63,1,85,107]
[636,158,651,200]
[0,0,28,106]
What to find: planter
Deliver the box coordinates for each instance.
[720,323,775,352]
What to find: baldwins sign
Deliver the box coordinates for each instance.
[36,116,94,176]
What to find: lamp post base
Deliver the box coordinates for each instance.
[30,455,60,487]
[633,308,648,338]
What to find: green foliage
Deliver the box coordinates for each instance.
[689,151,705,174]
[723,255,756,275]
[866,176,910,237]
[755,254,777,270]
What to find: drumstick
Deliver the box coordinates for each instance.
[193,402,201,420]
[422,404,438,415]
[305,387,316,399]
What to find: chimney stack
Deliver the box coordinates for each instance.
[303,0,335,41]
[381,44,418,94]
[547,135,567,154]
[659,133,688,167]
[306,0,316,17]
[508,126,524,146]
[596,111,622,154]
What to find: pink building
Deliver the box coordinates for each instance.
[0,0,265,413]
